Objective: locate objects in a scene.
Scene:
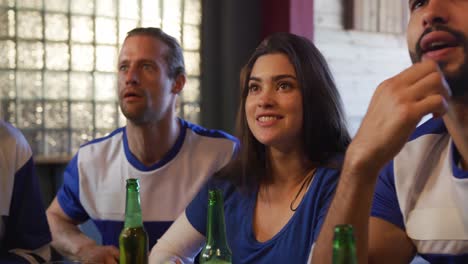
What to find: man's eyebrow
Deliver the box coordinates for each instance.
[118,59,157,65]
[139,59,157,64]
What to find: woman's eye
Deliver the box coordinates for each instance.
[248,84,259,93]
[410,0,426,11]
[278,82,291,90]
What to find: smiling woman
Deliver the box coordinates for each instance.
[245,53,303,151]
[149,32,351,264]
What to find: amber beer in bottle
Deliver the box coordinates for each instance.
[199,189,232,264]
[119,178,148,264]
[332,224,357,264]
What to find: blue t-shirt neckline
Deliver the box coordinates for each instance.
[245,167,323,246]
[122,118,187,171]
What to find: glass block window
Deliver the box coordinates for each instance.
[0,0,202,161]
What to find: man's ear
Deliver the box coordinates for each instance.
[171,74,186,94]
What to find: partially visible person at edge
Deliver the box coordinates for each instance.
[149,32,351,264]
[0,119,52,263]
[314,0,468,263]
[46,27,238,264]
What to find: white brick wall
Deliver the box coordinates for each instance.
[314,0,411,134]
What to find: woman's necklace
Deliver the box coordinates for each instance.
[290,168,317,211]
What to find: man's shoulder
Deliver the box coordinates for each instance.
[81,127,125,148]
[181,120,238,153]
[0,121,31,153]
[182,119,237,142]
[391,118,449,179]
[396,117,449,168]
[75,127,125,164]
[79,127,125,151]
[409,117,447,142]
[375,122,446,214]
[0,121,32,171]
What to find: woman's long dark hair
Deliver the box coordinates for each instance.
[220,32,350,192]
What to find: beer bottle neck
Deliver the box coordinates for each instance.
[124,184,143,228]
[334,232,355,244]
[205,190,229,249]
[333,224,357,264]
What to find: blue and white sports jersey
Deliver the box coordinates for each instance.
[372,118,468,263]
[186,167,340,264]
[0,121,51,263]
[57,119,238,249]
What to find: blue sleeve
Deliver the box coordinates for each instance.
[312,168,340,242]
[1,157,51,262]
[185,179,234,236]
[185,182,210,236]
[371,161,405,230]
[56,154,89,222]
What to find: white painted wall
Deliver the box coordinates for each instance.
[314,0,412,134]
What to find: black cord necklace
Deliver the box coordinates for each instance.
[290,168,317,211]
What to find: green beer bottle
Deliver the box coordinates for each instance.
[199,189,232,264]
[119,178,148,264]
[332,224,357,264]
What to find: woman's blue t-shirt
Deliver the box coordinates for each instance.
[186,167,340,264]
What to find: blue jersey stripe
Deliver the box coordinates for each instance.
[93,220,173,249]
[57,155,89,222]
[409,118,446,141]
[421,252,468,263]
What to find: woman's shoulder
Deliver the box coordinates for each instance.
[313,164,342,190]
[204,177,245,203]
